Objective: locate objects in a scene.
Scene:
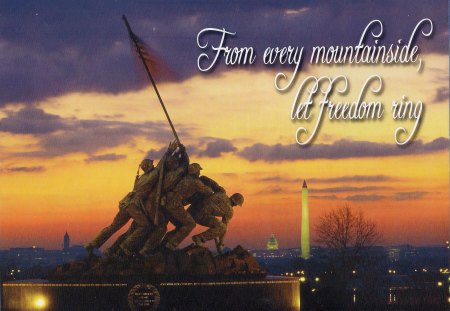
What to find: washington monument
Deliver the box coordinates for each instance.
[301,180,310,259]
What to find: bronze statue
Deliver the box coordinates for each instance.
[86,140,245,258]
[161,163,214,250]
[138,144,191,255]
[187,177,244,253]
[100,141,192,257]
[85,142,177,255]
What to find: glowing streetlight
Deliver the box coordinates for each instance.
[33,295,48,309]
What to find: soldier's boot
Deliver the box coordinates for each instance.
[103,247,115,258]
[192,235,204,247]
[138,248,149,257]
[164,241,177,251]
[108,222,136,256]
[110,248,127,260]
[164,214,196,249]
[161,230,176,246]
[119,245,133,257]
[139,223,168,257]
[215,238,224,255]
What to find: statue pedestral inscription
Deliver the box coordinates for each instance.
[128,284,161,311]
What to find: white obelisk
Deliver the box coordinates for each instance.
[301,180,310,259]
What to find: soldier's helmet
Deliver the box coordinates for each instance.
[140,158,154,173]
[188,163,203,175]
[230,193,244,206]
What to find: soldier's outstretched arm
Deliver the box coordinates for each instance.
[151,141,175,171]
[178,143,190,171]
[200,175,226,193]
[194,179,215,196]
[168,140,178,153]
[152,141,176,169]
[222,215,230,226]
[154,156,166,170]
[223,207,234,225]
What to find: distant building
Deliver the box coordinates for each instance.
[403,245,418,258]
[388,247,401,262]
[10,246,45,258]
[388,245,419,261]
[63,232,70,251]
[252,247,300,259]
[266,234,279,250]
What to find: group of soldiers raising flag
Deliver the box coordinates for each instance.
[85,16,244,258]
[86,141,244,257]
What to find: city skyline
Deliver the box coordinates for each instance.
[1,229,448,251]
[0,1,448,250]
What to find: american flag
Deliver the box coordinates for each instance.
[124,16,176,82]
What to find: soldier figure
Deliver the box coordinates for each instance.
[107,143,190,257]
[189,190,244,253]
[85,142,177,255]
[138,145,190,256]
[162,163,214,250]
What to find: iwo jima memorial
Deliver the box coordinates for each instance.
[1,16,300,311]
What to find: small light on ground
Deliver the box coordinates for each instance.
[33,296,48,309]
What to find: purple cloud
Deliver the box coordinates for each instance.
[145,138,236,160]
[256,186,285,195]
[238,138,448,162]
[4,166,45,173]
[320,191,429,202]
[309,175,397,183]
[256,176,296,183]
[0,107,66,134]
[433,87,449,103]
[84,153,127,163]
[345,194,386,201]
[0,1,446,106]
[393,191,428,201]
[1,108,179,158]
[256,174,397,184]
[198,138,237,158]
[310,195,338,200]
[312,186,386,194]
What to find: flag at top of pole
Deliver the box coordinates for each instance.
[122,15,180,143]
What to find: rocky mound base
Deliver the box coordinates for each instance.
[49,245,265,281]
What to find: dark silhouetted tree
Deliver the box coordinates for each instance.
[315,204,380,265]
[313,204,384,310]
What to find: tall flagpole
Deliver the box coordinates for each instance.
[122,15,180,143]
[123,15,178,226]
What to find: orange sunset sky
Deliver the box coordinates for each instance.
[0,2,448,250]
